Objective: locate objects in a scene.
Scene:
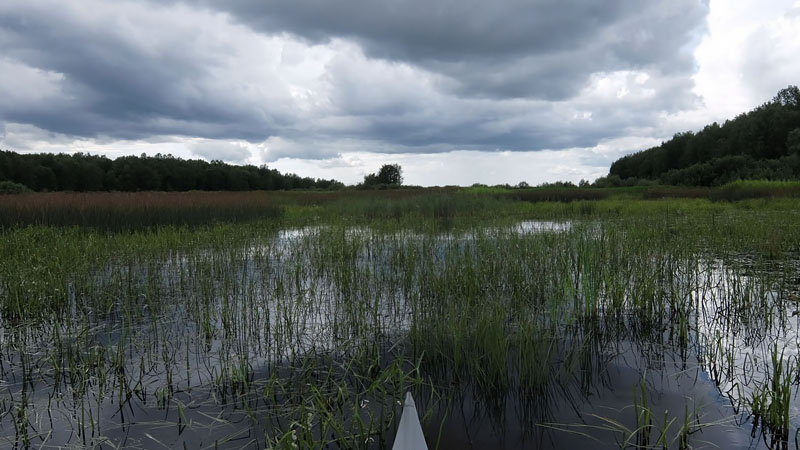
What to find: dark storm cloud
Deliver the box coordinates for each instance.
[0,0,710,159]
[198,0,708,100]
[0,2,288,141]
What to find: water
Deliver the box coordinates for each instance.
[0,220,796,449]
[429,342,752,449]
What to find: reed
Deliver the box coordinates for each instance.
[0,192,799,448]
[0,191,283,230]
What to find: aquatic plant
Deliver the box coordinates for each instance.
[0,192,799,448]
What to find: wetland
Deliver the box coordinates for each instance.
[1,189,800,449]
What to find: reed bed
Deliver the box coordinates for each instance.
[0,191,283,230]
[0,193,799,448]
[641,181,800,202]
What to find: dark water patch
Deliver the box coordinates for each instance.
[426,340,758,449]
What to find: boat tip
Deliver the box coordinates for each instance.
[404,391,416,408]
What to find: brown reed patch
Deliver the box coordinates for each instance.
[0,191,282,230]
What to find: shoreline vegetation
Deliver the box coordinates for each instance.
[2,181,800,229]
[605,86,800,187]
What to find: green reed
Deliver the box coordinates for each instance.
[0,194,799,448]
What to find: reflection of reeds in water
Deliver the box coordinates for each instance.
[0,195,799,448]
[747,343,793,449]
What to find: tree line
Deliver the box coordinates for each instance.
[0,151,344,192]
[606,86,800,186]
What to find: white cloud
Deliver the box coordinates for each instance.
[0,58,65,107]
[581,71,656,102]
[692,0,800,122]
[189,139,254,164]
[267,135,659,187]
[739,7,800,102]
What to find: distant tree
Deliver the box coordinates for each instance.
[0,150,344,192]
[0,181,32,194]
[538,181,577,188]
[773,85,800,108]
[376,163,403,185]
[362,163,403,187]
[33,166,57,191]
[788,128,800,154]
[362,173,379,187]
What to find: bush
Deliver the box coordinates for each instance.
[0,181,33,194]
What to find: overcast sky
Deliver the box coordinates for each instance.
[1,1,798,186]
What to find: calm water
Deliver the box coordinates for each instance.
[0,221,796,449]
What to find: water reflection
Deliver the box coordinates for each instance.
[0,221,796,449]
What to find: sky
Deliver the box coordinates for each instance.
[1,1,799,186]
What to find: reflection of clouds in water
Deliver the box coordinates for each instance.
[691,256,800,423]
[516,220,572,233]
[277,225,322,241]
[3,221,795,448]
[274,221,573,243]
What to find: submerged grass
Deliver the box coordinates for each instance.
[1,191,800,448]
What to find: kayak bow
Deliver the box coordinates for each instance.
[391,392,429,450]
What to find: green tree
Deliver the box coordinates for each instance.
[362,163,403,187]
[0,150,345,192]
[788,128,800,154]
[376,163,403,185]
[362,173,379,186]
[773,85,800,108]
[608,86,800,185]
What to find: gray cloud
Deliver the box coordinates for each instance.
[0,0,710,163]
[198,0,709,100]
[0,1,293,141]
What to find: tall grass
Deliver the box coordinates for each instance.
[0,191,283,230]
[642,181,800,202]
[0,192,799,448]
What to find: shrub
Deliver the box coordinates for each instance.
[0,181,33,194]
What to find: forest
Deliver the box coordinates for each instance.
[0,151,344,192]
[606,85,800,186]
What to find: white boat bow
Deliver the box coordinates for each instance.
[391,392,429,450]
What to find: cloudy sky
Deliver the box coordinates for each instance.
[1,1,798,186]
